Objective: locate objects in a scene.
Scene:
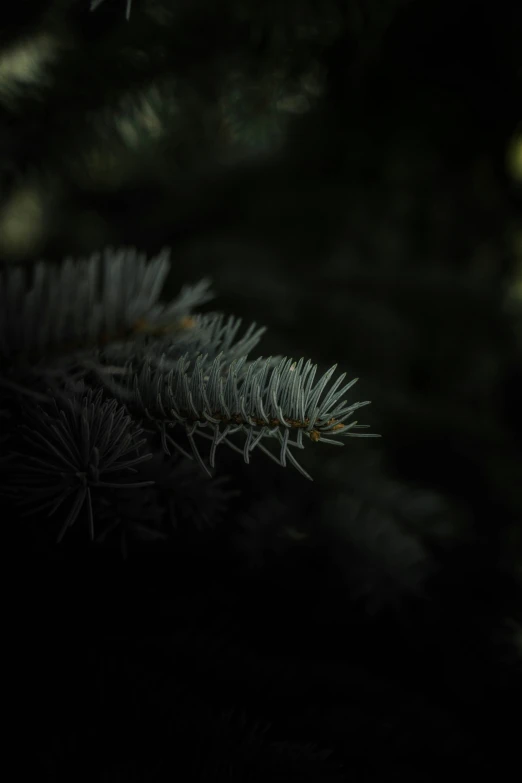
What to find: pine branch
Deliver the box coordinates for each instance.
[91,311,269,373]
[107,351,380,480]
[0,246,213,373]
[2,245,379,550]
[3,386,154,543]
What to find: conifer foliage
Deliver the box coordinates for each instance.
[3,2,521,780]
[0,247,378,547]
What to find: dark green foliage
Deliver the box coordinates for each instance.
[4,386,154,542]
[1,247,378,515]
[3,1,522,781]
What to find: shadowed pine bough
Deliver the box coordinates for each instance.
[0,247,380,539]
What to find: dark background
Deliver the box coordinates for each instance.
[3,0,522,780]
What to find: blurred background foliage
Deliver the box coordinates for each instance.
[3,0,522,779]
